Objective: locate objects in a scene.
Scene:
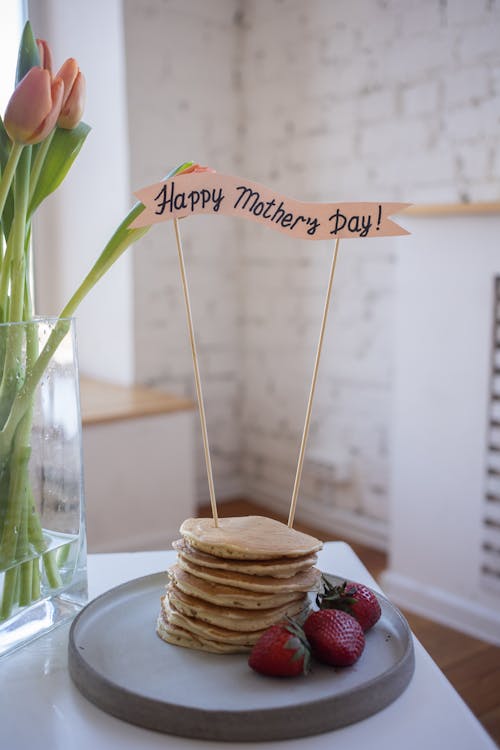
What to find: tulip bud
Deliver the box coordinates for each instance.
[36,38,53,73]
[4,67,64,145]
[55,58,86,129]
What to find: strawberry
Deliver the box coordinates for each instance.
[316,576,382,632]
[248,618,311,677]
[304,609,365,667]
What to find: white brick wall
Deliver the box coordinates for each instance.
[238,0,500,541]
[124,0,243,500]
[123,0,500,543]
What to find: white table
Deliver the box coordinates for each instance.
[1,543,496,750]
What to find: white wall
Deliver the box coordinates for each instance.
[123,0,244,500]
[0,2,24,115]
[29,0,135,384]
[236,0,500,639]
[121,0,500,533]
[382,213,500,644]
[28,1,500,553]
[237,0,500,540]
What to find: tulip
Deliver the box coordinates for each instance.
[36,38,53,73]
[4,67,63,145]
[55,58,85,129]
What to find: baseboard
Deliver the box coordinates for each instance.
[245,481,388,552]
[381,568,500,646]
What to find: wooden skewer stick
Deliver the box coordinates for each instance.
[173,218,219,527]
[288,238,341,528]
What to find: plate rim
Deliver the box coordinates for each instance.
[68,571,415,742]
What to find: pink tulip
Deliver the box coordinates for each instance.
[4,67,64,145]
[36,38,53,73]
[55,58,85,129]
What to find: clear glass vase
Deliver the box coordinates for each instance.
[0,317,87,658]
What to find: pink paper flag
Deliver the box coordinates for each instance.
[130,172,411,240]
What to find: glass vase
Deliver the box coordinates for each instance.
[0,317,87,658]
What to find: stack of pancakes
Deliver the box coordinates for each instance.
[156,516,323,654]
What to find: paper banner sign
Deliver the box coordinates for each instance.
[130,172,411,240]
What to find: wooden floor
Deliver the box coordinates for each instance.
[198,498,500,746]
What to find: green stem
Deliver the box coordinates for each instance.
[25,324,60,598]
[42,550,62,590]
[0,318,70,453]
[0,458,9,540]
[0,175,4,264]
[23,222,33,321]
[0,163,189,450]
[27,500,61,589]
[15,329,36,604]
[0,235,4,290]
[31,559,40,600]
[0,211,149,446]
[59,162,192,320]
[0,402,39,617]
[0,190,162,447]
[0,148,31,429]
[0,143,23,220]
[60,211,149,319]
[0,158,4,266]
[9,147,30,323]
[0,229,14,320]
[27,495,46,552]
[56,542,71,566]
[13,563,20,603]
[28,131,54,204]
[0,412,32,565]
[0,566,18,620]
[19,560,33,606]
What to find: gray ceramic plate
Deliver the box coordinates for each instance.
[68,572,414,742]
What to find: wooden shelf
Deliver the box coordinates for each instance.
[403,202,500,217]
[80,376,195,426]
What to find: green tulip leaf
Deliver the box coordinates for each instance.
[16,21,40,84]
[0,189,14,243]
[28,122,91,216]
[77,161,194,284]
[60,161,195,317]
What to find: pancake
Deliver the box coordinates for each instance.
[173,538,318,578]
[167,584,309,632]
[177,555,321,593]
[156,615,248,654]
[157,515,322,655]
[168,565,304,609]
[180,516,323,560]
[160,595,264,646]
